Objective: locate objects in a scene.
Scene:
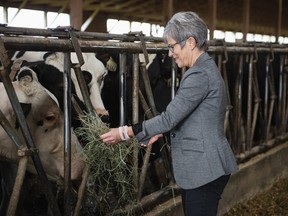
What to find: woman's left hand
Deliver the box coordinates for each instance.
[141,134,163,147]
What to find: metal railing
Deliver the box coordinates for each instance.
[0,25,288,215]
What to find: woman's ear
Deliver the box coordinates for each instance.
[188,36,197,47]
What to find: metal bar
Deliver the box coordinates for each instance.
[250,60,261,147]
[1,35,288,54]
[234,54,243,154]
[119,53,127,126]
[278,55,284,134]
[246,54,253,150]
[0,26,163,42]
[264,54,270,142]
[140,62,158,116]
[283,57,288,132]
[132,53,140,193]
[63,52,72,216]
[132,53,140,124]
[171,58,177,99]
[0,109,23,148]
[137,90,154,201]
[6,153,29,216]
[266,54,277,141]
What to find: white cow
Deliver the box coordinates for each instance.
[0,66,84,181]
[11,51,109,118]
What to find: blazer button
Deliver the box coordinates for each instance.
[171,133,176,138]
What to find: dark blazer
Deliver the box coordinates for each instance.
[136,52,238,189]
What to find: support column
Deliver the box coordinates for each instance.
[242,0,250,42]
[70,0,83,30]
[163,0,173,24]
[209,0,217,40]
[276,0,282,43]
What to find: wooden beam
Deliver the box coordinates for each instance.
[8,0,28,25]
[47,0,69,28]
[162,0,174,25]
[70,0,83,30]
[242,0,250,42]
[276,0,282,43]
[208,0,217,40]
[81,0,115,31]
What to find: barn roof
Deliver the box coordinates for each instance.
[1,0,287,37]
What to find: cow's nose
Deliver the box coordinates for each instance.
[100,114,110,124]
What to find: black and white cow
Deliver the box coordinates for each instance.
[98,52,180,192]
[10,51,109,127]
[98,52,179,127]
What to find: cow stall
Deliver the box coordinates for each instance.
[0,26,288,215]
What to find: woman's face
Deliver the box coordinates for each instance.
[167,36,188,68]
[167,36,195,68]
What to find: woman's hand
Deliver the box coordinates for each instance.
[141,134,163,147]
[100,128,121,144]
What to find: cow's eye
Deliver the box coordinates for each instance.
[46,115,55,121]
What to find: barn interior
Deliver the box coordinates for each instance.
[0,0,288,216]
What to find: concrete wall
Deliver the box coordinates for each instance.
[144,141,288,216]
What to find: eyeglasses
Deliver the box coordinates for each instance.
[167,38,188,52]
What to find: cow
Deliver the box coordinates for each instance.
[99,52,179,127]
[0,66,84,180]
[0,66,85,215]
[98,52,179,193]
[10,51,109,125]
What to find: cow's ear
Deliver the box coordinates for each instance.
[15,103,32,129]
[17,69,34,81]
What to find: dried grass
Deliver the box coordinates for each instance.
[75,113,140,215]
[224,178,288,216]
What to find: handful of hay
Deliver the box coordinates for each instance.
[75,113,139,215]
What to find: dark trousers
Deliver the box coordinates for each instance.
[181,174,230,216]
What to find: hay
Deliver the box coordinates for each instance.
[224,178,288,215]
[75,113,140,215]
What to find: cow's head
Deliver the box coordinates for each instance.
[45,52,110,123]
[0,67,85,181]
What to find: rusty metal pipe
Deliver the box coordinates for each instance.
[6,153,29,216]
[132,53,140,193]
[246,54,253,150]
[250,61,262,146]
[140,62,158,116]
[73,166,89,216]
[2,36,288,55]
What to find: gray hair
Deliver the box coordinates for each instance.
[163,11,208,51]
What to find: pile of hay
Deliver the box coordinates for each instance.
[75,113,140,215]
[224,178,288,215]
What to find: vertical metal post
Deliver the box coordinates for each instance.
[63,52,72,216]
[264,54,270,141]
[119,53,127,126]
[234,54,243,154]
[277,55,284,134]
[246,54,253,150]
[132,53,139,194]
[171,58,177,99]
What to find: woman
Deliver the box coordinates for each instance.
[100,11,238,216]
